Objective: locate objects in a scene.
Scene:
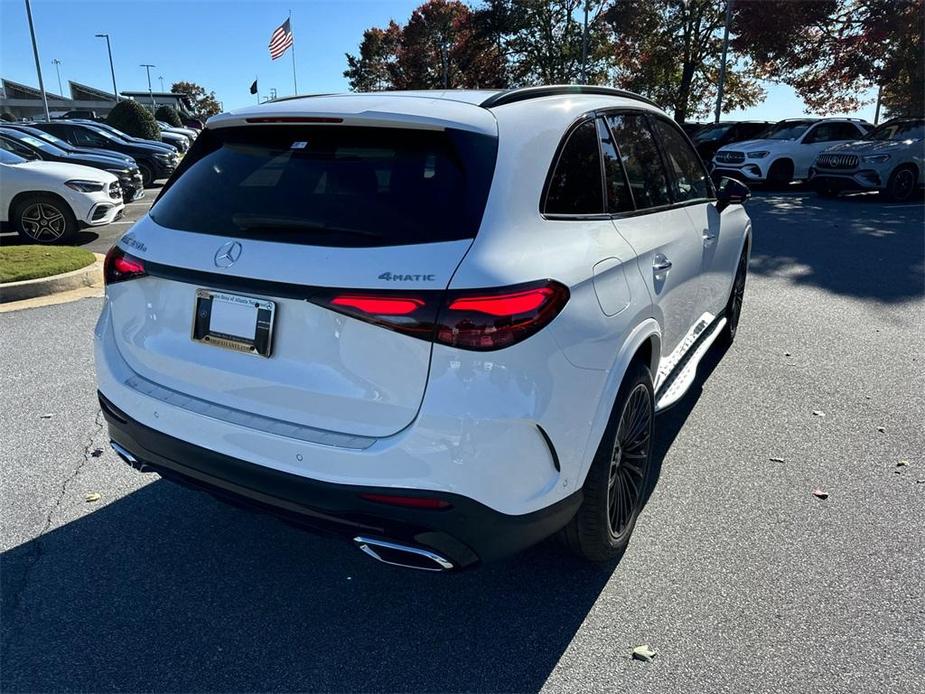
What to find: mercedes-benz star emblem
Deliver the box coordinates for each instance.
[214,241,242,268]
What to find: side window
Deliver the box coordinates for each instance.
[804,123,846,143]
[596,118,633,213]
[606,112,672,210]
[544,119,604,215]
[649,117,712,202]
[835,122,864,139]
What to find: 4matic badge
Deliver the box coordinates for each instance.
[378,272,436,282]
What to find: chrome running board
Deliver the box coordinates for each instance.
[654,316,727,412]
[354,536,454,572]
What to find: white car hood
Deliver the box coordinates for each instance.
[15,160,118,184]
[717,139,785,153]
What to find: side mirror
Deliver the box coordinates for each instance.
[716,177,750,212]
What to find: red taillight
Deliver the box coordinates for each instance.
[437,280,569,351]
[331,295,424,315]
[314,280,569,351]
[104,246,146,285]
[446,287,554,316]
[359,493,452,510]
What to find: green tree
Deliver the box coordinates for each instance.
[344,23,402,91]
[170,81,222,119]
[604,0,764,123]
[155,105,183,127]
[733,0,924,117]
[106,99,161,140]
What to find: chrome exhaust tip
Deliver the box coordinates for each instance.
[110,441,148,472]
[353,536,454,572]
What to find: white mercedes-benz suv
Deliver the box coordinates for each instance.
[712,117,870,187]
[96,86,751,571]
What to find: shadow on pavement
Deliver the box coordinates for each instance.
[744,190,924,303]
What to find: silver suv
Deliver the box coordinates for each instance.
[809,118,924,201]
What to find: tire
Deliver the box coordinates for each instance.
[883,165,917,202]
[719,246,748,346]
[559,360,654,562]
[139,162,154,188]
[12,194,78,244]
[766,159,794,189]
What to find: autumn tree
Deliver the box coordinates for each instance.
[604,0,764,123]
[733,0,924,117]
[170,81,222,119]
[344,23,402,91]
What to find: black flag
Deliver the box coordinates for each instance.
[249,79,258,95]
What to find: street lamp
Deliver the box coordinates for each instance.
[140,64,157,109]
[158,75,165,92]
[95,34,119,102]
[51,58,62,96]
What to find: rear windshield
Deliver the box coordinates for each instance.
[151,124,498,247]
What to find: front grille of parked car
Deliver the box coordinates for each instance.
[816,153,860,170]
[108,182,123,200]
[715,151,745,164]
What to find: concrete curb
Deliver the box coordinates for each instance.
[0,252,105,304]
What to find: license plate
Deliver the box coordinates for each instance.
[192,290,276,357]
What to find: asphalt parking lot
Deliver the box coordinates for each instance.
[1,190,923,693]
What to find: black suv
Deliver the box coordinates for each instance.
[29,121,179,187]
[0,126,144,201]
[692,121,773,163]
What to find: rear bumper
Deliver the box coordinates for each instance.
[99,391,582,568]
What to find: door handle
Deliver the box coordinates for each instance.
[652,255,672,272]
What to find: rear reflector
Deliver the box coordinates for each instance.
[359,493,453,510]
[104,246,147,285]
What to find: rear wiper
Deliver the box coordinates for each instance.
[231,215,381,237]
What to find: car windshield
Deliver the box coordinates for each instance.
[1,130,67,156]
[757,121,814,140]
[151,124,497,248]
[25,128,72,148]
[693,124,733,142]
[0,149,27,165]
[866,120,925,142]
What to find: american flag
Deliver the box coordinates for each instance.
[268,18,293,60]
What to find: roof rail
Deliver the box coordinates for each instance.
[480,85,659,110]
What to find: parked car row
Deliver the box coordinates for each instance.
[695,116,923,202]
[0,117,194,244]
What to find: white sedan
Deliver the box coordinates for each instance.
[0,149,124,244]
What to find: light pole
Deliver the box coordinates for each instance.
[580,1,590,84]
[714,0,733,124]
[95,34,119,102]
[24,0,50,121]
[140,64,157,109]
[158,75,165,92]
[51,58,62,95]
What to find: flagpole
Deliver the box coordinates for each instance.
[289,9,298,95]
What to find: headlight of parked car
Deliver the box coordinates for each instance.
[64,179,105,192]
[105,168,130,176]
[747,151,770,159]
[862,154,891,164]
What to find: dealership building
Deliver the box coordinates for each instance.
[0,78,196,120]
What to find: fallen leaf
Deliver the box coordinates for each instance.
[877,427,886,433]
[39,414,53,419]
[85,492,101,503]
[784,352,791,357]
[812,410,825,418]
[90,448,103,458]
[632,645,656,662]
[916,479,925,484]
[897,460,909,467]
[769,456,785,463]
[812,488,829,500]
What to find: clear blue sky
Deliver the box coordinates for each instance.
[0,0,877,120]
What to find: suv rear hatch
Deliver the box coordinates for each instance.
[106,119,497,439]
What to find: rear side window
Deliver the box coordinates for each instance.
[596,118,633,213]
[151,125,497,248]
[606,113,672,210]
[649,117,712,202]
[544,119,604,215]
